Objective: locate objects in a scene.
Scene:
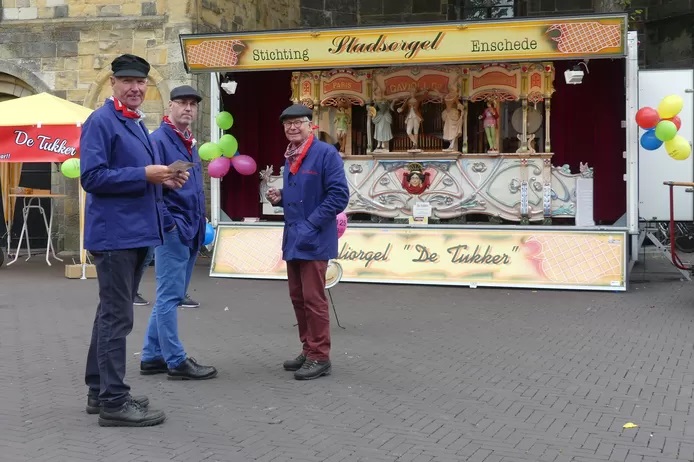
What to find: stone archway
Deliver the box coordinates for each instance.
[0,74,36,102]
[0,61,51,99]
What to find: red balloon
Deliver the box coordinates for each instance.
[635,107,660,129]
[666,116,682,131]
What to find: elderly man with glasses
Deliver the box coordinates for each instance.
[266,104,349,380]
[138,85,217,382]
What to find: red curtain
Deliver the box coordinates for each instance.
[550,59,626,224]
[221,71,292,220]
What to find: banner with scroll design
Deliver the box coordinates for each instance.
[210,224,627,291]
[180,15,627,72]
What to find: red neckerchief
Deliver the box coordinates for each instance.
[110,96,142,120]
[162,116,195,154]
[286,134,314,175]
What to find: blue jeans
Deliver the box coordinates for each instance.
[141,229,197,369]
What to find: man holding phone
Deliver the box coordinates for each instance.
[139,85,217,380]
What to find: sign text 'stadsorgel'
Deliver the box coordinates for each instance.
[327,33,445,59]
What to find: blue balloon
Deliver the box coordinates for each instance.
[204,223,215,246]
[641,129,663,151]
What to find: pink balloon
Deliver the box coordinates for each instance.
[208,157,231,178]
[336,212,348,238]
[231,154,257,176]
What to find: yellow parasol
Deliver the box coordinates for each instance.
[0,92,94,126]
[0,93,93,267]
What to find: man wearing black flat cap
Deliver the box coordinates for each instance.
[81,53,188,427]
[139,85,217,382]
[266,103,349,380]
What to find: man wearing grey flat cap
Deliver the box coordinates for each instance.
[81,53,188,427]
[266,103,349,380]
[139,85,217,382]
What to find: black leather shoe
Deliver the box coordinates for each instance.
[86,394,149,415]
[98,398,165,427]
[140,358,168,375]
[167,357,217,380]
[283,354,306,371]
[294,358,331,380]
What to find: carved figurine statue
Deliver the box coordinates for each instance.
[369,86,395,152]
[478,100,499,153]
[441,85,464,152]
[333,104,351,154]
[397,89,428,152]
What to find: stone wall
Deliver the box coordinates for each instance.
[300,0,453,27]
[635,0,693,69]
[0,0,300,253]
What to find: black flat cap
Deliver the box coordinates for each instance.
[279,103,313,122]
[170,85,202,102]
[111,54,150,78]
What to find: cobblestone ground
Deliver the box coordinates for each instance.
[0,250,693,462]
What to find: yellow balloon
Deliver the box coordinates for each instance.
[665,135,692,161]
[658,95,684,119]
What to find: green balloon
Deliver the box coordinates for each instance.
[215,111,234,130]
[219,134,239,158]
[61,158,80,179]
[655,120,677,142]
[198,142,222,161]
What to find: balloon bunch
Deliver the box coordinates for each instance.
[636,95,691,160]
[198,111,257,178]
[60,158,80,179]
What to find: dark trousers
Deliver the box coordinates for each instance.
[85,248,149,408]
[133,246,155,298]
[286,260,330,361]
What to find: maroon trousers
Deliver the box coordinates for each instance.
[286,260,330,361]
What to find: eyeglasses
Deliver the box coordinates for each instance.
[283,120,308,128]
[172,100,199,108]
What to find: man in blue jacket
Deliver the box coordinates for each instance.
[81,54,188,427]
[266,103,349,380]
[139,85,217,381]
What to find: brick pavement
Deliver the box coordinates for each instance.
[0,251,693,462]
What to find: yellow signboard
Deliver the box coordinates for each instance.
[180,15,626,73]
[210,224,627,291]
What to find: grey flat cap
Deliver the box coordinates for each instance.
[279,103,313,121]
[170,85,202,102]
